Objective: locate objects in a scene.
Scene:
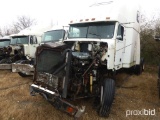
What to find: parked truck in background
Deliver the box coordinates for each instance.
[12,26,68,77]
[30,1,143,118]
[0,36,11,62]
[10,25,52,77]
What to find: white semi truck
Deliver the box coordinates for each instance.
[12,26,68,76]
[0,36,11,62]
[0,25,51,75]
[30,1,143,118]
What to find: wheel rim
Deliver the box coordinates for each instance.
[100,86,103,104]
[142,64,145,71]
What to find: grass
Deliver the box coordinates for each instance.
[0,66,160,120]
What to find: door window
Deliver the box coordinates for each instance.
[117,25,124,40]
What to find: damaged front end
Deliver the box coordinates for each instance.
[30,42,85,117]
[30,39,111,118]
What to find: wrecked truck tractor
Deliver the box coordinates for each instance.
[0,44,26,66]
[0,48,12,69]
[30,1,142,118]
[11,44,34,77]
[0,46,12,61]
[30,41,115,117]
[12,58,34,77]
[10,32,43,76]
[0,35,29,69]
[12,26,68,77]
[0,36,11,61]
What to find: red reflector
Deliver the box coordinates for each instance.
[106,17,110,19]
[85,19,89,21]
[67,107,74,113]
[91,18,95,21]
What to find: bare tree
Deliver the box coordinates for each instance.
[0,15,36,36]
[0,26,13,37]
[12,15,36,33]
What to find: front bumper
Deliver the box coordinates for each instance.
[30,84,85,118]
[12,63,34,75]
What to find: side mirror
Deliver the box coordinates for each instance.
[116,35,122,40]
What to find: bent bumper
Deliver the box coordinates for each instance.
[30,84,85,118]
[12,63,34,75]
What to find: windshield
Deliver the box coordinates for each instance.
[0,40,10,47]
[10,36,29,45]
[42,30,65,42]
[68,22,115,39]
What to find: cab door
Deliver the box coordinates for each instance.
[115,24,125,69]
[29,35,39,58]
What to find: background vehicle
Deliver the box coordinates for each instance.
[0,36,11,69]
[10,25,52,77]
[42,26,68,43]
[0,36,11,59]
[30,1,142,118]
[12,26,68,77]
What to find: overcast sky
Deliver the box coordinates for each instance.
[0,0,160,28]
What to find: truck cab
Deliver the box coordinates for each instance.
[30,1,142,118]
[12,26,68,77]
[0,36,11,61]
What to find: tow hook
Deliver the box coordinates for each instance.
[75,106,85,118]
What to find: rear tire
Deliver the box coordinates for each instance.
[134,58,144,75]
[141,58,145,72]
[98,78,115,117]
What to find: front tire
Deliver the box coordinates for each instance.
[18,72,30,77]
[98,78,115,117]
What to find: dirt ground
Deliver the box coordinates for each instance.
[0,65,160,120]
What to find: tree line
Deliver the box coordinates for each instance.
[140,16,160,65]
[0,15,36,37]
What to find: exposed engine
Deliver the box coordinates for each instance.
[0,45,26,64]
[68,42,108,97]
[34,41,108,98]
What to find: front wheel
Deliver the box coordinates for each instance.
[18,72,31,77]
[98,78,115,117]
